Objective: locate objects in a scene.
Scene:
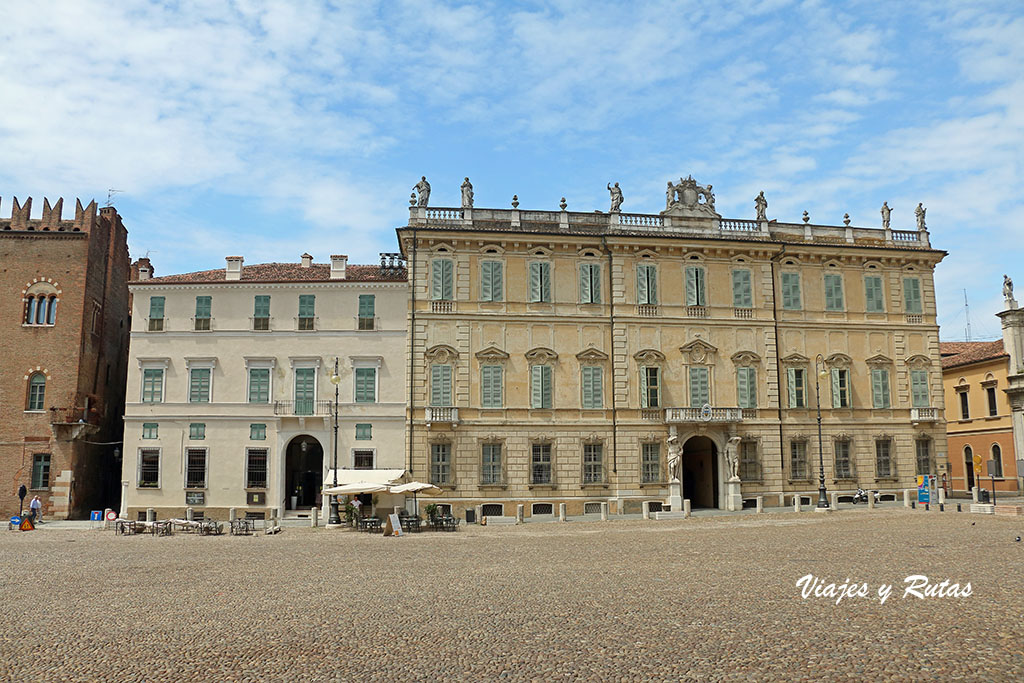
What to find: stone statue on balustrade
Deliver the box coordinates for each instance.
[607,182,623,212]
[915,202,926,231]
[461,177,474,208]
[1004,274,1014,301]
[880,201,892,229]
[724,436,742,481]
[414,176,431,207]
[755,191,768,222]
[666,435,682,483]
[662,175,718,218]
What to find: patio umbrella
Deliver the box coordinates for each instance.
[322,481,391,496]
[389,481,442,515]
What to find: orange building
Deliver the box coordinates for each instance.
[941,340,1020,494]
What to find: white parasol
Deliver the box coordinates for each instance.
[322,481,392,496]
[389,481,442,515]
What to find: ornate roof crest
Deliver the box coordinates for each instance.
[661,175,719,218]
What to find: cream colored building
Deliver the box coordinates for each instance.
[398,177,948,518]
[121,253,407,520]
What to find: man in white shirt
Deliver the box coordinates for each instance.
[29,495,42,523]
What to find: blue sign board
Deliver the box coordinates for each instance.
[10,516,21,526]
[90,510,102,521]
[917,475,931,504]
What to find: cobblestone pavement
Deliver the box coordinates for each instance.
[2,509,1022,681]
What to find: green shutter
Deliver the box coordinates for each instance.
[871,368,890,409]
[531,366,552,409]
[864,276,884,312]
[637,265,648,304]
[294,368,315,414]
[690,367,709,406]
[825,274,844,311]
[298,294,315,317]
[782,273,801,310]
[432,259,454,300]
[640,367,650,408]
[480,261,492,301]
[431,365,451,407]
[355,368,376,403]
[732,270,752,308]
[685,266,697,305]
[582,366,602,409]
[189,369,210,403]
[529,263,540,302]
[195,296,211,318]
[149,296,165,319]
[787,368,797,408]
[904,278,922,314]
[542,366,552,408]
[254,295,270,318]
[911,370,929,407]
[249,368,269,403]
[358,294,375,318]
[831,369,841,408]
[738,367,756,409]
[481,366,502,408]
[491,262,502,301]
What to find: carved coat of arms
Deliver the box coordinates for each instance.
[662,176,718,218]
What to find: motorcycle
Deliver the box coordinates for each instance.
[852,488,880,504]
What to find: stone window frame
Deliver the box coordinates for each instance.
[25,369,49,412]
[429,244,456,302]
[31,453,52,490]
[634,349,665,409]
[476,345,509,410]
[732,351,761,410]
[874,434,897,480]
[781,354,810,409]
[184,446,209,490]
[577,347,608,410]
[22,279,61,327]
[527,247,554,304]
[635,252,659,306]
[862,264,886,314]
[426,345,458,408]
[681,340,718,408]
[526,348,558,411]
[245,357,276,404]
[982,373,999,417]
[245,447,269,489]
[137,447,162,489]
[188,423,206,440]
[832,434,855,480]
[906,355,932,408]
[738,436,762,483]
[351,356,383,404]
[529,437,555,487]
[955,377,970,420]
[580,434,606,486]
[825,353,853,409]
[639,437,663,484]
[822,262,846,312]
[138,358,169,404]
[788,436,810,482]
[478,437,505,487]
[351,447,377,470]
[478,245,505,303]
[185,357,217,404]
[865,354,894,410]
[989,442,1004,478]
[428,439,454,487]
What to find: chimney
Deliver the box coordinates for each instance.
[301,253,313,268]
[330,254,348,280]
[134,257,153,281]
[226,256,244,281]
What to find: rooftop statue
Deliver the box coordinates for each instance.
[755,191,768,221]
[915,202,926,231]
[1004,274,1014,301]
[461,177,474,209]
[607,182,623,212]
[414,176,431,207]
[880,201,892,229]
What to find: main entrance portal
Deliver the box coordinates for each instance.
[682,435,719,509]
[285,435,323,509]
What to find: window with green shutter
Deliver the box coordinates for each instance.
[194,296,212,330]
[298,294,316,330]
[689,366,710,407]
[864,276,885,313]
[148,296,165,331]
[579,263,601,304]
[142,368,163,403]
[737,367,757,409]
[781,272,801,310]
[903,277,922,314]
[189,368,211,403]
[142,423,158,439]
[531,365,553,409]
[581,366,603,409]
[358,294,375,329]
[787,368,805,408]
[480,261,503,302]
[529,262,551,302]
[248,368,270,404]
[637,264,657,305]
[355,423,372,440]
[189,423,205,440]
[431,259,454,300]
[354,368,376,403]
[831,368,850,408]
[430,365,452,407]
[253,295,270,330]
[32,453,51,489]
[685,266,706,306]
[640,367,660,408]
[910,369,930,408]
[480,365,503,408]
[250,423,267,440]
[732,269,752,308]
[871,368,891,409]
[294,368,315,415]
[824,273,844,311]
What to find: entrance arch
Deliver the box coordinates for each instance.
[682,435,719,509]
[285,435,323,509]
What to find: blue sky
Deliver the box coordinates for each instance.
[2,0,1022,340]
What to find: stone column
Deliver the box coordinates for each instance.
[146,508,155,522]
[600,502,609,521]
[558,503,566,522]
[793,496,802,513]
[668,479,683,513]
[756,496,763,514]
[683,499,692,518]
[726,477,742,512]
[516,504,524,524]
[120,481,129,518]
[642,501,651,520]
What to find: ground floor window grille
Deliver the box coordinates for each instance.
[532,503,553,515]
[246,448,268,489]
[875,439,893,478]
[354,449,374,469]
[192,511,205,521]
[245,512,266,521]
[185,448,207,489]
[138,449,160,488]
[532,443,552,484]
[739,441,760,481]
[641,442,661,483]
[481,503,504,517]
[915,439,931,476]
[431,443,451,485]
[584,502,602,515]
[647,501,663,512]
[582,443,603,484]
[834,440,852,479]
[790,441,808,480]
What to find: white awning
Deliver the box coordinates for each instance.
[323,468,405,488]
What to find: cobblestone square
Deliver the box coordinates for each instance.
[2,510,1022,681]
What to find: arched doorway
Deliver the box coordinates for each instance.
[964,446,975,490]
[285,435,323,510]
[682,435,719,509]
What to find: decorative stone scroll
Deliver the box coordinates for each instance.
[680,339,718,365]
[524,347,558,364]
[633,349,666,365]
[425,344,458,364]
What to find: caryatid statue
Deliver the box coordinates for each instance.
[1004,274,1014,301]
[461,177,474,209]
[666,435,682,483]
[755,191,768,221]
[414,176,431,207]
[607,182,623,213]
[880,201,892,229]
[915,202,926,231]
[724,436,742,481]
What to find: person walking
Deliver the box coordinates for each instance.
[29,495,42,523]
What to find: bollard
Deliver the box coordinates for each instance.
[229,508,237,522]
[683,499,692,518]
[516,504,524,524]
[558,503,566,522]
[475,505,483,524]
[938,488,946,505]
[911,501,916,509]
[971,486,979,503]
[939,503,944,512]
[925,503,929,511]
[103,507,114,530]
[830,492,838,509]
[957,503,962,512]
[311,507,319,527]
[778,493,786,507]
[146,508,155,522]
[756,496,764,514]
[642,501,650,520]
[186,507,194,522]
[794,496,802,513]
[868,494,875,509]
[600,502,609,521]
[904,490,911,508]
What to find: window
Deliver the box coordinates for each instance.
[787,368,806,408]
[480,261,503,302]
[253,295,270,330]
[781,272,801,310]
[790,441,808,479]
[250,424,266,440]
[990,444,1003,477]
[355,423,372,440]
[916,440,932,476]
[185,448,207,488]
[354,367,376,403]
[689,366,710,407]
[31,453,51,489]
[581,366,603,409]
[354,449,374,469]
[358,294,375,330]
[246,448,268,488]
[831,368,850,408]
[875,439,893,478]
[583,444,603,484]
[298,294,315,330]
[27,373,46,411]
[248,368,270,404]
[824,273,844,311]
[481,443,502,485]
[641,443,661,483]
[24,294,57,326]
[148,296,165,331]
[138,448,160,488]
[431,259,454,300]
[685,265,706,306]
[959,391,970,420]
[834,440,852,479]
[531,365,553,409]
[430,365,452,407]
[987,386,998,416]
[529,262,551,303]
[864,276,885,313]
[737,367,757,409]
[430,443,451,485]
[739,441,759,481]
[910,370,929,408]
[142,423,158,439]
[637,264,657,305]
[481,365,503,409]
[531,443,552,484]
[46,296,57,325]
[579,263,601,304]
[640,366,660,408]
[194,296,211,330]
[903,278,922,314]
[189,423,205,440]
[732,269,752,308]
[294,367,316,415]
[189,368,211,403]
[142,369,163,403]
[870,368,890,409]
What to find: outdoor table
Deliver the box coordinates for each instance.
[363,517,382,533]
[152,520,173,536]
[400,516,421,533]
[230,519,254,535]
[199,519,223,536]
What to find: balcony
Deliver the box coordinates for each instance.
[273,400,332,416]
[686,305,707,318]
[425,407,459,428]
[911,407,939,423]
[637,304,659,317]
[431,300,455,314]
[664,406,743,423]
[49,406,100,440]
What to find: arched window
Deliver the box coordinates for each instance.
[23,282,60,326]
[27,373,46,411]
[35,298,46,324]
[46,296,57,324]
[25,297,36,324]
[991,444,1003,477]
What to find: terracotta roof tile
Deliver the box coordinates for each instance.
[138,262,406,284]
[939,340,1007,369]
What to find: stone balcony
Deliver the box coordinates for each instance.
[425,407,459,428]
[910,407,940,423]
[664,406,744,424]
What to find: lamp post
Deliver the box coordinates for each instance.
[328,358,342,526]
[813,354,830,509]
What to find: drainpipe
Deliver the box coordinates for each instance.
[601,236,618,479]
[770,244,786,474]
[408,229,418,476]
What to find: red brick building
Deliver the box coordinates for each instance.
[1,196,131,519]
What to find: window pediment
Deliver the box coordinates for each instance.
[680,339,717,364]
[633,349,666,365]
[781,353,809,366]
[825,353,852,369]
[577,347,609,363]
[479,244,505,255]
[525,347,558,364]
[905,354,931,369]
[425,344,459,364]
[475,345,510,362]
[731,351,762,366]
[865,354,893,366]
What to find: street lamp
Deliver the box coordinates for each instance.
[813,354,830,510]
[328,358,342,526]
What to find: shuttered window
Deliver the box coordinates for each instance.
[581,366,603,409]
[787,368,805,408]
[354,368,376,403]
[871,368,891,409]
[195,296,212,319]
[480,261,503,302]
[142,369,163,403]
[875,439,893,478]
[732,269,752,308]
[189,423,205,440]
[531,365,553,409]
[142,423,158,439]
[149,296,165,320]
[637,264,657,305]
[294,368,315,415]
[864,276,884,312]
[430,365,452,407]
[248,368,270,404]
[903,277,922,314]
[579,263,601,304]
[781,272,801,310]
[250,424,266,441]
[834,440,852,478]
[831,368,850,408]
[529,262,551,302]
[685,266,706,306]
[480,365,503,408]
[910,370,929,408]
[298,295,315,330]
[640,367,660,408]
[737,367,757,409]
[253,295,270,318]
[431,259,454,300]
[189,368,211,403]
[824,273,844,311]
[689,366,710,407]
[355,423,371,440]
[358,295,375,329]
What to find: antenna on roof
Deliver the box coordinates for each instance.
[106,189,123,207]
[964,289,972,342]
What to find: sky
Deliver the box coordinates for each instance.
[2,0,1022,341]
